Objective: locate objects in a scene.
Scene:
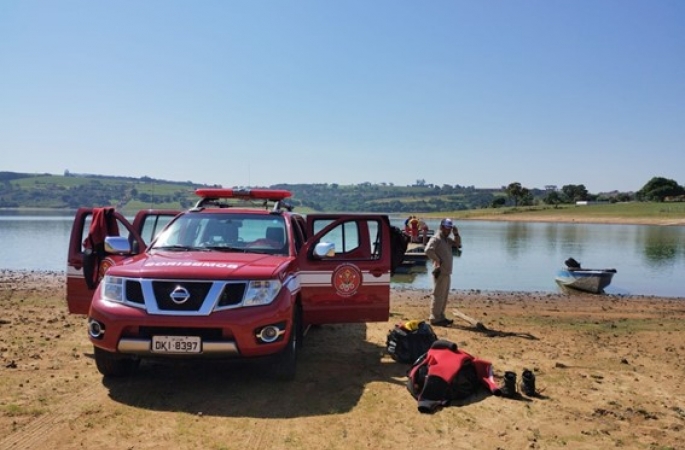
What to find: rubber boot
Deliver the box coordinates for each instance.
[520,369,536,396]
[500,371,517,398]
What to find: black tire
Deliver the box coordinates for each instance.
[271,305,301,381]
[93,346,140,377]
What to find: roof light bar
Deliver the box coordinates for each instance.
[195,188,292,202]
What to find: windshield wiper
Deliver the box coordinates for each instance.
[202,245,248,253]
[153,245,206,252]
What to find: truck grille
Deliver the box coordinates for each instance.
[218,283,247,307]
[153,281,213,311]
[125,281,144,305]
[119,279,249,314]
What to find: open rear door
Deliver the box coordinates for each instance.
[65,208,179,314]
[132,209,180,244]
[297,214,392,325]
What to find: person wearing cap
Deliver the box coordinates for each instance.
[424,218,461,326]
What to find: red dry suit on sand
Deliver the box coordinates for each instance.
[407,340,499,413]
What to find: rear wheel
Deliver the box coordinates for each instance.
[272,305,301,381]
[93,346,140,377]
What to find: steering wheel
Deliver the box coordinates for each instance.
[200,238,244,249]
[245,238,282,249]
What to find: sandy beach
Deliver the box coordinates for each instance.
[1,270,684,450]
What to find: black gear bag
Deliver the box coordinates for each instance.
[386,321,438,364]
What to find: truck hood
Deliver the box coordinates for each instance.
[108,251,293,280]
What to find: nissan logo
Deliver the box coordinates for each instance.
[169,286,191,304]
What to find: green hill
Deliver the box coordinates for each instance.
[1,172,504,213]
[1,172,682,220]
[0,172,208,211]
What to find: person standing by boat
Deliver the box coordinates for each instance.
[404,215,412,229]
[417,217,429,244]
[409,215,420,243]
[424,218,461,326]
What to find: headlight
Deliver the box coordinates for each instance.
[102,276,125,303]
[243,280,281,307]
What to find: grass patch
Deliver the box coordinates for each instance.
[437,202,685,222]
[2,403,45,418]
[513,315,682,334]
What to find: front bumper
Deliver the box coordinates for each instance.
[88,288,293,358]
[117,337,239,355]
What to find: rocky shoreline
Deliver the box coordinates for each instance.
[0,269,65,291]
[3,269,680,302]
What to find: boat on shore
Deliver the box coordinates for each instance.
[395,242,462,274]
[395,243,428,273]
[555,258,617,294]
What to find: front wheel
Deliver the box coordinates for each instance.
[93,346,140,377]
[271,306,301,381]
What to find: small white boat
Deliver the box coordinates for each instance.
[555,258,617,294]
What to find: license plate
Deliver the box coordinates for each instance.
[151,335,202,354]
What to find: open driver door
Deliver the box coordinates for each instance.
[66,207,178,314]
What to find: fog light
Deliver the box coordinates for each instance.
[88,318,105,339]
[256,325,284,343]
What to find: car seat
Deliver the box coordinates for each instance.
[265,226,285,247]
[203,221,239,244]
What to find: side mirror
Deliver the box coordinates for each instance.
[313,242,335,258]
[104,236,133,255]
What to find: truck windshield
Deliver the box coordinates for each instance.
[151,213,289,255]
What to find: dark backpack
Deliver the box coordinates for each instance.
[386,321,437,364]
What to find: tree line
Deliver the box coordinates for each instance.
[0,172,682,212]
[502,177,684,208]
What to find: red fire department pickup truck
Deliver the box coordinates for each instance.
[66,188,404,380]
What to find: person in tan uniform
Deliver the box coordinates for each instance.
[424,218,461,326]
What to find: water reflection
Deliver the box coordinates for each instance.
[1,212,684,298]
[504,222,530,258]
[389,217,684,298]
[639,226,684,267]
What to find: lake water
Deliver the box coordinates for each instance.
[1,211,684,298]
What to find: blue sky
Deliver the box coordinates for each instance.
[1,1,683,193]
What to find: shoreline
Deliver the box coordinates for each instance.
[460,215,685,226]
[4,207,685,226]
[3,269,683,301]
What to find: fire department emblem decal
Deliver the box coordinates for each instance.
[332,263,362,297]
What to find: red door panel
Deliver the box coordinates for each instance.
[65,208,179,315]
[297,215,391,325]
